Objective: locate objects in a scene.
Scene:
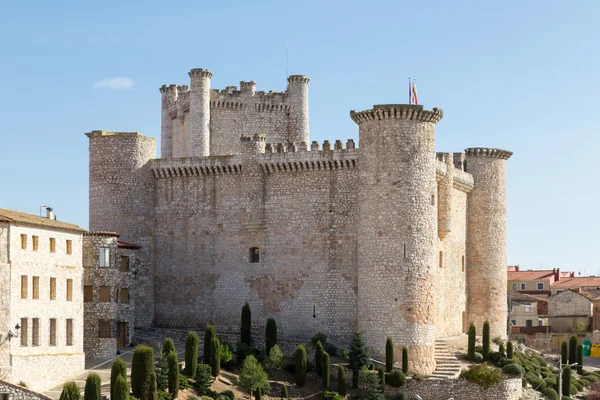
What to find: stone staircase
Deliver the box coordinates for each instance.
[430,339,462,379]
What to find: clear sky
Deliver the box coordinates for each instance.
[1,0,598,274]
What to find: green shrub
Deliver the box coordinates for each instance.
[204,325,216,364]
[194,364,214,395]
[482,320,490,361]
[220,341,233,366]
[561,341,568,365]
[114,375,129,400]
[322,352,331,389]
[385,337,394,373]
[156,355,168,391]
[577,343,583,374]
[60,382,81,400]
[179,374,191,389]
[340,349,349,361]
[312,332,327,346]
[569,335,577,365]
[401,346,408,374]
[385,370,406,388]
[316,340,324,377]
[574,381,583,391]
[338,365,346,396]
[498,342,505,356]
[162,338,175,357]
[543,388,558,400]
[266,344,284,371]
[468,323,476,361]
[84,373,101,400]
[579,378,590,387]
[147,373,158,400]
[562,366,571,396]
[570,384,578,394]
[236,342,253,362]
[473,352,483,363]
[184,331,199,377]
[281,384,288,398]
[295,344,307,387]
[507,341,513,359]
[502,364,523,376]
[377,367,385,388]
[241,303,252,346]
[111,358,128,400]
[544,377,556,387]
[237,355,269,398]
[210,337,221,377]
[131,345,156,400]
[167,351,179,398]
[321,391,341,400]
[220,390,235,400]
[459,364,502,389]
[265,318,277,355]
[584,375,598,383]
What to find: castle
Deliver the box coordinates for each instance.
[86,68,512,375]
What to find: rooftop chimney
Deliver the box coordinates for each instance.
[46,207,54,220]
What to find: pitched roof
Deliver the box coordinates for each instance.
[510,291,548,303]
[0,208,86,233]
[508,269,555,281]
[551,277,600,288]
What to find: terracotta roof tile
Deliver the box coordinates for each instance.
[551,277,600,288]
[508,270,555,281]
[0,208,85,233]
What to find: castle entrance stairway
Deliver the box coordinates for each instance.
[429,339,461,379]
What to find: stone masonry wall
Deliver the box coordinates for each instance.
[0,224,10,369]
[0,379,52,400]
[385,377,522,400]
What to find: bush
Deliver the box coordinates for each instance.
[281,384,288,398]
[204,325,216,364]
[386,370,406,388]
[210,338,221,377]
[147,373,158,400]
[507,341,513,359]
[266,344,283,371]
[156,355,168,391]
[162,338,176,357]
[543,388,558,400]
[577,343,583,374]
[377,368,385,388]
[401,346,408,374]
[569,335,578,365]
[385,337,394,372]
[502,364,523,376]
[468,323,476,361]
[241,303,252,346]
[220,341,233,366]
[84,373,101,400]
[338,365,346,396]
[459,364,503,389]
[184,332,199,377]
[194,364,214,395]
[321,391,341,400]
[114,375,129,400]
[498,342,505,356]
[473,352,483,363]
[561,341,568,365]
[322,352,331,389]
[295,344,307,387]
[266,318,277,355]
[238,355,269,397]
[236,342,253,362]
[562,366,572,397]
[179,374,191,390]
[111,358,128,400]
[340,349,349,361]
[316,340,324,377]
[586,375,599,383]
[132,345,156,400]
[482,320,490,361]
[348,332,370,370]
[167,351,179,398]
[312,332,327,346]
[60,382,81,400]
[220,390,235,400]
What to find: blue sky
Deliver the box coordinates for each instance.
[1,0,598,274]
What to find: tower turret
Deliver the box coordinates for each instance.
[286,75,310,144]
[465,147,513,339]
[159,84,177,159]
[353,104,443,375]
[188,68,212,157]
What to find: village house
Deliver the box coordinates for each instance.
[550,276,600,295]
[507,265,573,296]
[547,289,600,333]
[509,291,548,331]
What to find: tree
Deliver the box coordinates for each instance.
[254,387,262,400]
[60,381,80,400]
[241,303,252,346]
[265,318,277,355]
[113,375,129,400]
[210,337,221,377]
[385,337,394,373]
[131,345,155,400]
[147,373,158,400]
[507,340,513,359]
[84,373,101,400]
[352,364,359,389]
[265,344,283,371]
[280,384,288,398]
[377,367,385,389]
[468,323,476,361]
[482,320,490,361]
[569,335,578,365]
[167,351,179,398]
[562,366,571,397]
[156,354,168,391]
[294,344,307,387]
[337,365,346,396]
[359,367,385,400]
[238,355,270,399]
[349,332,371,371]
[162,338,176,357]
[184,331,199,377]
[322,351,330,389]
[315,340,324,377]
[577,343,583,374]
[561,341,568,364]
[194,364,214,395]
[498,342,505,356]
[401,346,408,374]
[204,325,216,364]
[111,358,128,400]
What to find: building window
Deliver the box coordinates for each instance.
[439,251,443,268]
[121,256,130,272]
[50,278,56,300]
[32,276,39,299]
[66,279,73,301]
[49,318,57,346]
[99,320,111,338]
[525,304,531,313]
[119,288,129,304]
[249,247,260,263]
[84,286,93,302]
[511,320,516,326]
[32,318,39,346]
[557,290,563,294]
[66,240,72,255]
[99,248,110,267]
[512,283,517,290]
[99,286,111,302]
[537,282,544,290]
[520,283,526,290]
[21,275,27,299]
[526,319,533,327]
[20,318,28,347]
[20,234,27,249]
[49,238,56,253]
[461,255,465,272]
[538,320,543,326]
[66,319,73,346]
[32,235,38,251]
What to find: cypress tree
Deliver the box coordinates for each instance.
[167,351,179,398]
[59,382,80,400]
[241,303,252,346]
[131,345,155,400]
[203,325,216,363]
[507,340,514,359]
[147,373,158,400]
[562,366,571,397]
[294,344,307,387]
[401,346,408,374]
[254,387,262,400]
[561,340,568,365]
[377,367,385,389]
[111,358,128,400]
[468,323,476,361]
[385,337,394,373]
[569,335,578,365]
[210,337,221,377]
[577,343,583,374]
[113,375,129,400]
[315,340,324,377]
[499,342,505,356]
[338,365,346,396]
[184,331,199,377]
[322,351,330,389]
[265,318,277,355]
[162,338,175,357]
[280,384,288,398]
[482,320,490,361]
[84,373,101,400]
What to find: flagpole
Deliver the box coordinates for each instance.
[408,77,411,105]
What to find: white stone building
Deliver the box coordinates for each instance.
[0,208,85,390]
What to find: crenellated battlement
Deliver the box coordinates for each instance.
[188,68,213,78]
[465,147,513,160]
[435,154,474,193]
[350,104,443,125]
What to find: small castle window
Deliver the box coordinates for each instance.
[403,244,407,259]
[439,251,443,268]
[99,247,110,267]
[431,194,435,206]
[461,255,465,272]
[249,247,260,263]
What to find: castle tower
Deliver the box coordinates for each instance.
[286,75,310,144]
[240,133,267,232]
[465,148,513,339]
[188,68,212,157]
[352,104,443,375]
[86,130,156,327]
[159,84,177,159]
[437,153,454,239]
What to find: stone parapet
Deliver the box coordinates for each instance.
[188,68,212,79]
[465,147,513,160]
[385,377,522,400]
[350,104,443,125]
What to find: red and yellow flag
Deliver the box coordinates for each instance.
[411,80,418,105]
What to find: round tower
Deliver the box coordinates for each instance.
[286,75,310,144]
[465,148,512,339]
[188,68,212,157]
[159,84,177,159]
[353,104,443,375]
